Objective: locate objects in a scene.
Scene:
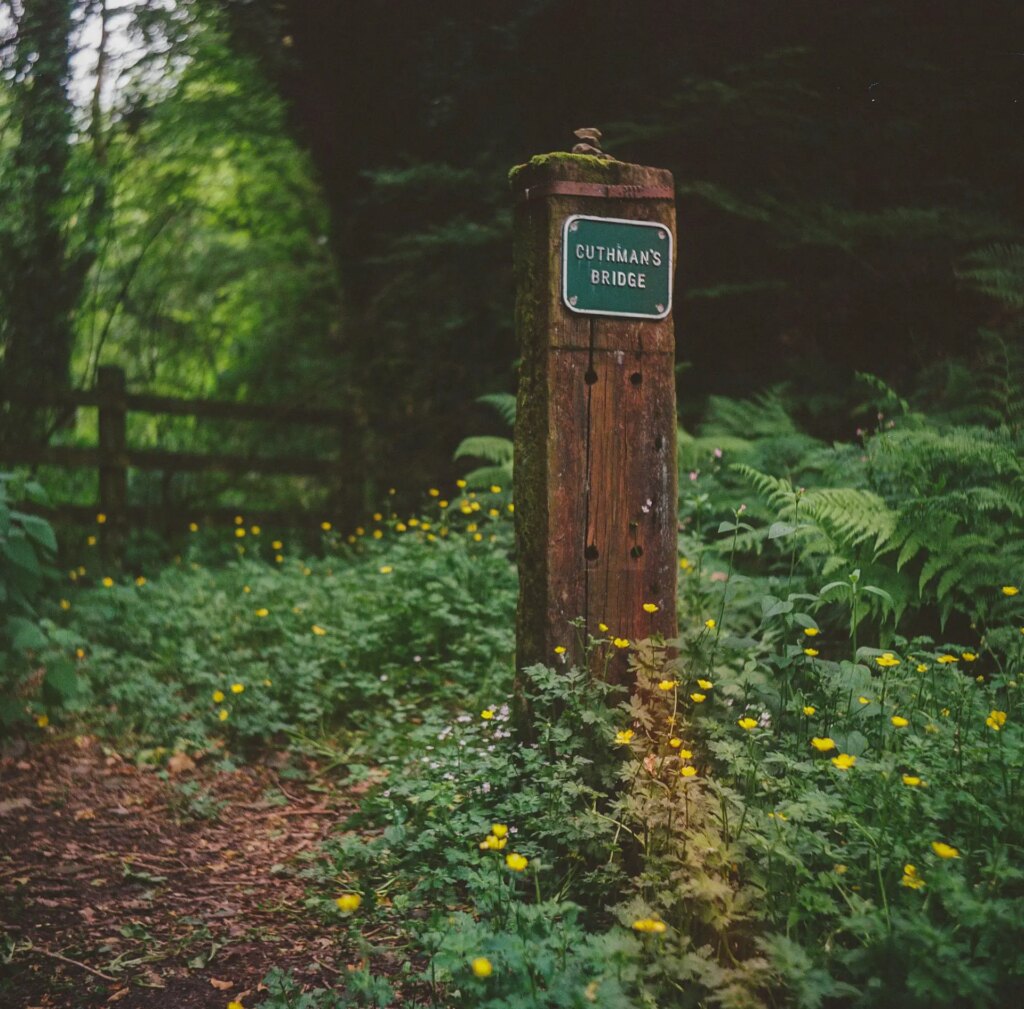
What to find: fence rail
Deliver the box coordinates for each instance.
[1,365,351,560]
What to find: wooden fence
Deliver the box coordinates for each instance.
[1,366,352,558]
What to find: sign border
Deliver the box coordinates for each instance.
[561,214,673,320]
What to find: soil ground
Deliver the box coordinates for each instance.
[0,734,403,1009]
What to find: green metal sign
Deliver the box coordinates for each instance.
[562,215,672,319]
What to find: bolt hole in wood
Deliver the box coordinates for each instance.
[631,544,644,558]
[584,367,598,385]
[654,434,664,450]
[629,371,642,386]
[585,543,600,561]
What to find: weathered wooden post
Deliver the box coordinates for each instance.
[97,365,127,567]
[511,147,678,682]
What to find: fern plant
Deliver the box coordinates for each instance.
[453,393,515,488]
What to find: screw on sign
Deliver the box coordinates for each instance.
[511,130,678,686]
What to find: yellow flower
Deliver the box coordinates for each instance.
[598,622,609,633]
[379,566,393,574]
[230,683,244,694]
[336,893,361,913]
[986,709,1007,731]
[481,834,507,850]
[135,576,146,587]
[876,653,901,667]
[1001,585,1019,596]
[264,679,272,687]
[60,599,71,611]
[272,540,283,550]
[255,607,269,618]
[642,602,659,614]
[471,956,493,978]
[704,619,716,629]
[931,841,960,859]
[76,647,86,659]
[212,690,225,703]
[668,737,682,748]
[916,663,928,673]
[891,715,909,728]
[218,708,229,721]
[36,714,49,728]
[858,696,871,705]
[96,512,107,524]
[275,554,284,563]
[456,479,467,489]
[102,576,114,588]
[678,748,693,759]
[679,557,691,570]
[505,853,528,871]
[810,737,836,752]
[481,709,495,720]
[680,765,698,778]
[658,679,678,691]
[612,637,630,649]
[87,534,99,547]
[690,692,706,703]
[372,529,383,540]
[802,706,816,716]
[189,522,199,532]
[941,707,951,717]
[831,753,856,770]
[243,585,251,593]
[614,729,634,745]
[228,1001,245,1009]
[975,674,984,683]
[803,648,819,657]
[632,917,667,933]
[697,679,713,690]
[234,515,244,525]
[250,525,261,536]
[491,823,508,838]
[234,528,246,538]
[901,864,925,889]
[554,645,566,655]
[803,627,820,637]
[902,774,924,787]
[737,717,758,731]
[311,625,327,636]
[321,521,332,531]
[428,488,440,497]
[490,485,502,494]
[937,654,957,664]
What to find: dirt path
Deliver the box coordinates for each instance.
[0,735,392,1008]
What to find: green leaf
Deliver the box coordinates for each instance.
[7,616,47,651]
[44,659,78,701]
[2,534,41,576]
[15,513,57,554]
[768,521,797,539]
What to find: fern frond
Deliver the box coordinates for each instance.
[477,393,516,427]
[453,436,513,467]
[958,244,1024,308]
[701,389,798,439]
[803,488,897,554]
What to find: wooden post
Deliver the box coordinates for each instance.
[511,153,678,682]
[97,365,127,567]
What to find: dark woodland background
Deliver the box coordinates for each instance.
[2,0,1023,515]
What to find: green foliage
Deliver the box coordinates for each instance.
[54,492,516,749]
[0,473,69,731]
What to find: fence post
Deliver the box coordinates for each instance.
[511,152,678,685]
[97,365,127,567]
